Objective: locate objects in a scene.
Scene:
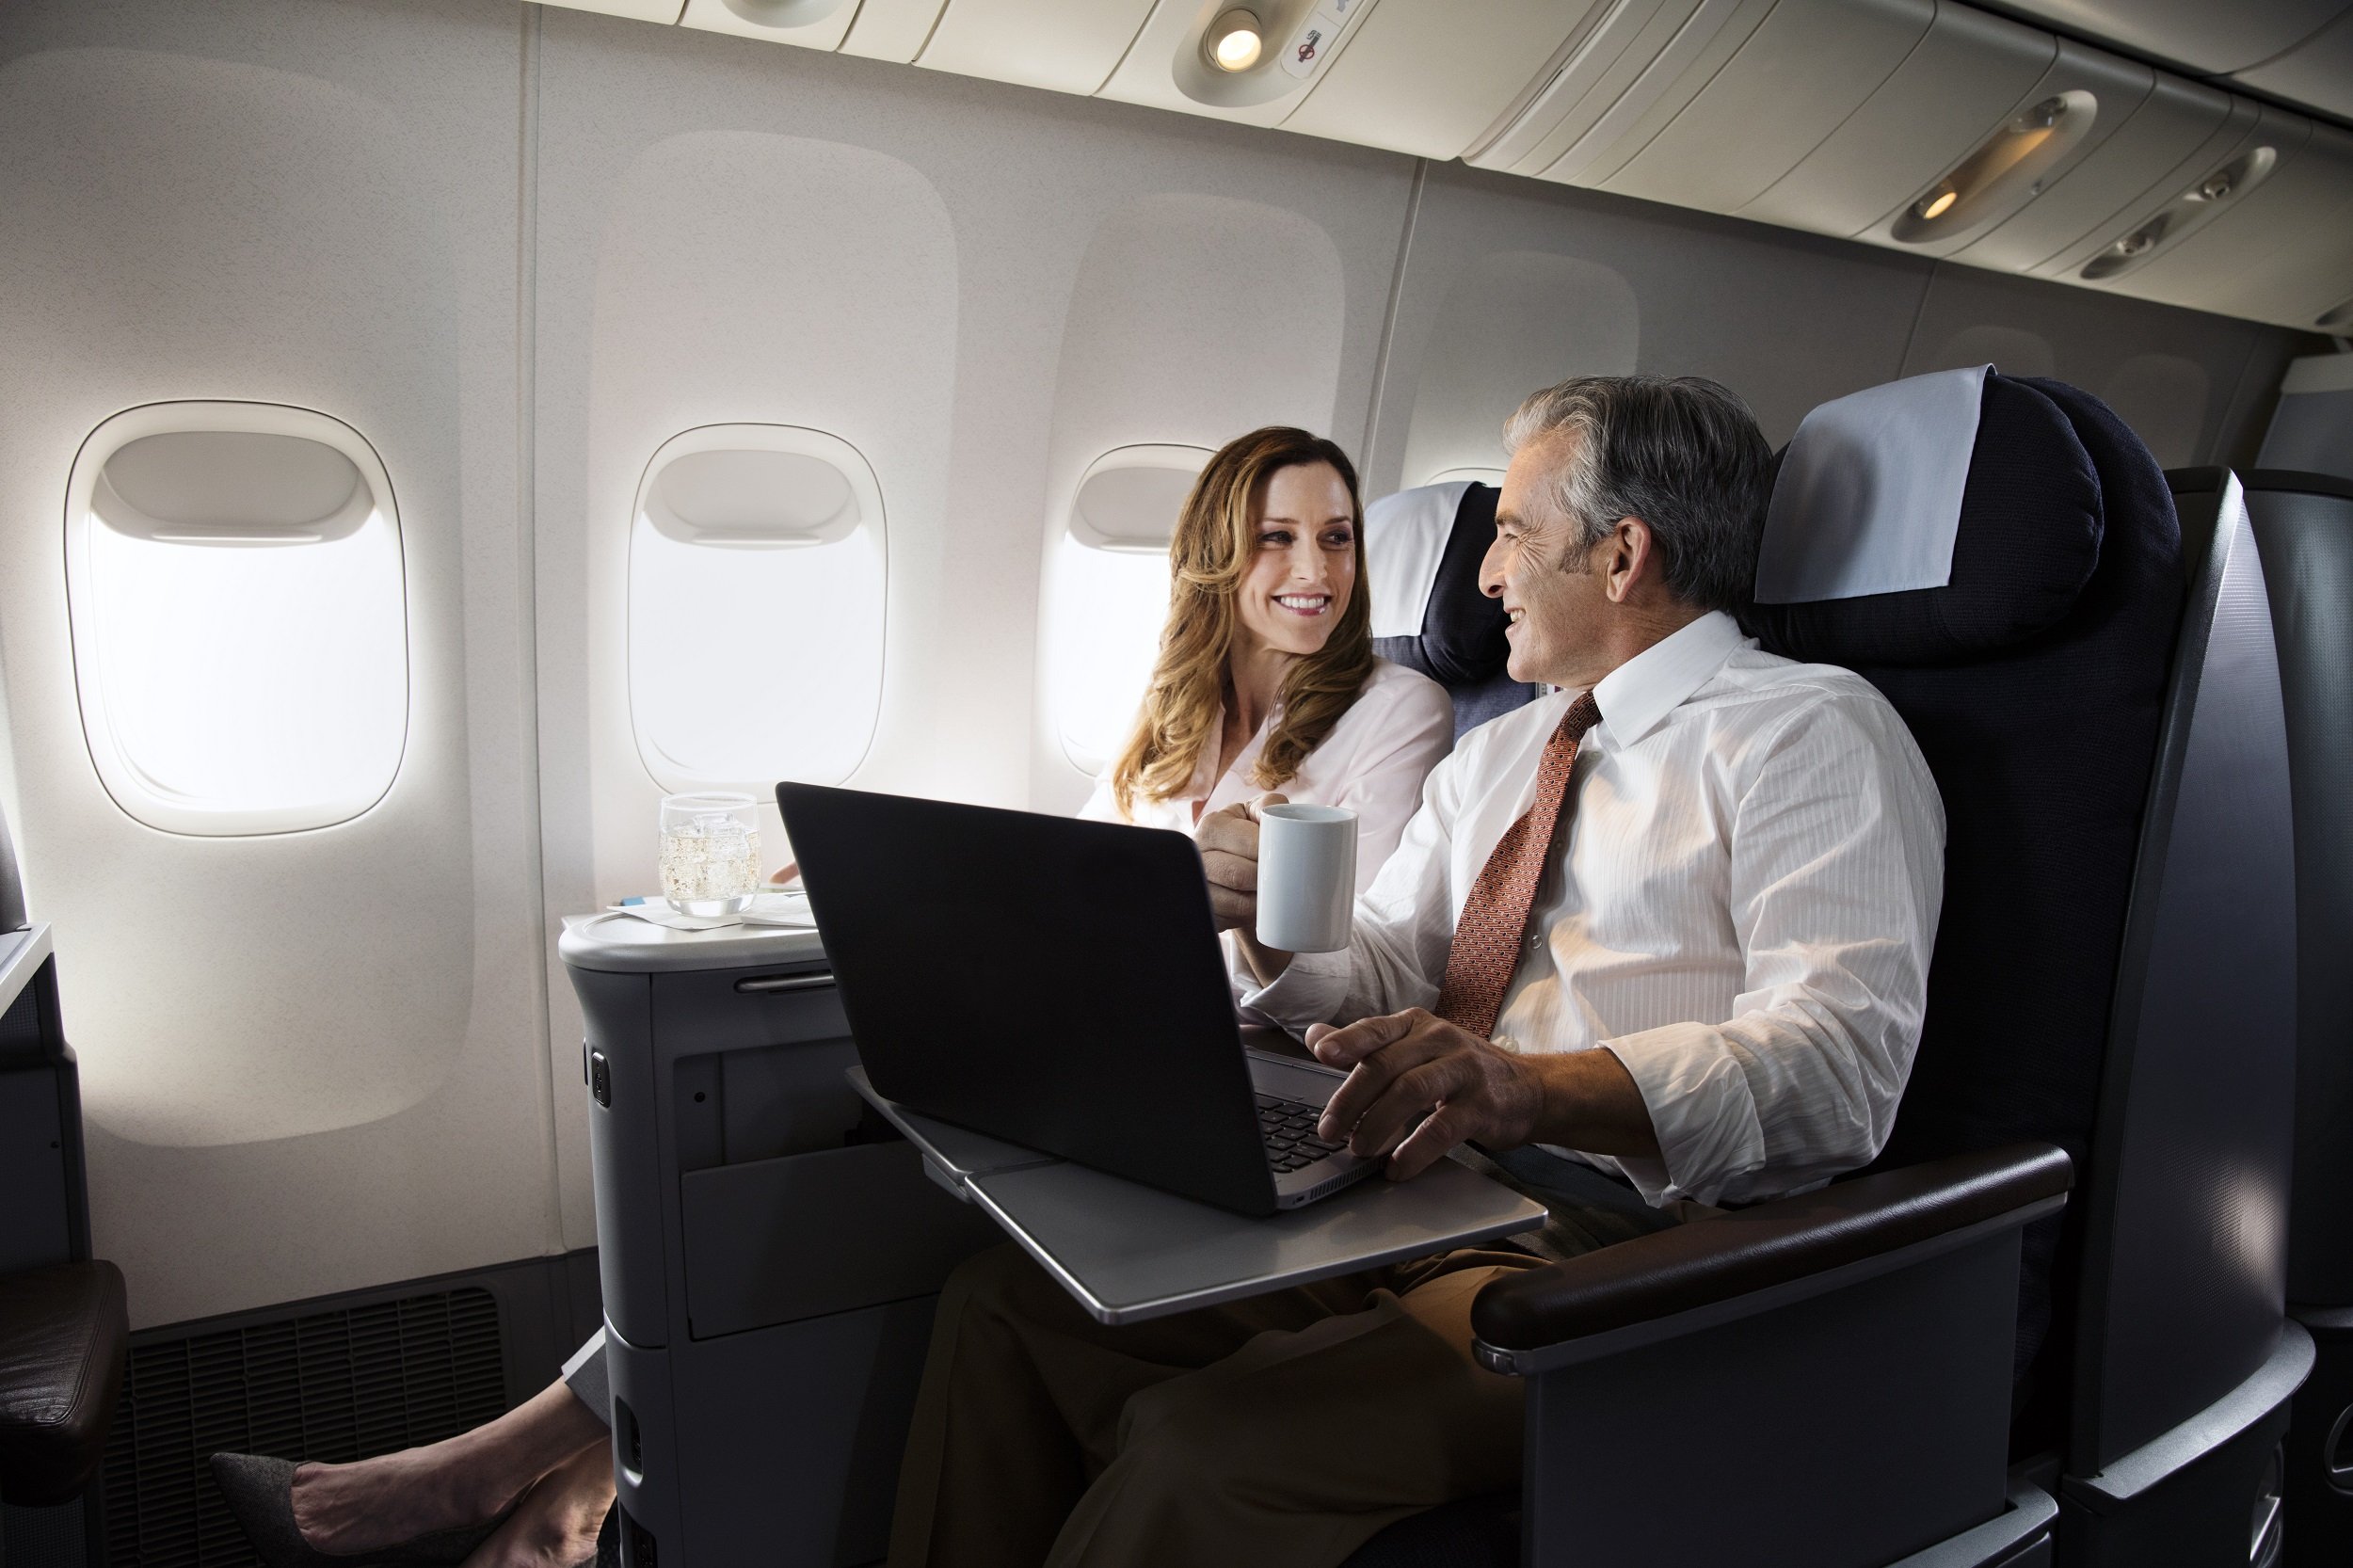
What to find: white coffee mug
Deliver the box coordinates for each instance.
[1256,804,1357,953]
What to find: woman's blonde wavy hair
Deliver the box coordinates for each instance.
[1109,427,1374,818]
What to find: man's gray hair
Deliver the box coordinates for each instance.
[1501,375,1772,613]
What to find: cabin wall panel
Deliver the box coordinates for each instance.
[0,0,553,1329]
[1897,265,2280,469]
[530,9,1412,1244]
[1362,168,1932,502]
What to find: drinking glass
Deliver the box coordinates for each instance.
[658,792,762,917]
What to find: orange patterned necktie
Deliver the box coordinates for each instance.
[1433,691,1603,1040]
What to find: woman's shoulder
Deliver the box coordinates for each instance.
[1314,658,1453,758]
[1352,657,1454,728]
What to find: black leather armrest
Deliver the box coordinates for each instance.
[1472,1144,2071,1356]
[0,1259,128,1506]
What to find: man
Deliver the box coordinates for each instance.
[887,376,1945,1568]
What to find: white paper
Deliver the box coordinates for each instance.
[1753,364,1988,605]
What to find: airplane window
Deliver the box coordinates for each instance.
[1046,445,1209,774]
[63,403,408,837]
[628,424,886,791]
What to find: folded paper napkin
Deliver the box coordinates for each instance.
[611,891,815,931]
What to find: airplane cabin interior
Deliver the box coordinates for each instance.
[2,1,2352,1566]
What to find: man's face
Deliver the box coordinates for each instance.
[1482,432,1611,690]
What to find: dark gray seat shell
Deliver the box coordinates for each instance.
[2235,467,2353,1566]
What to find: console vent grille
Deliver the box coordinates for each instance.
[101,1288,504,1567]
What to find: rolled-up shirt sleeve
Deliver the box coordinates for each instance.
[1597,697,1945,1207]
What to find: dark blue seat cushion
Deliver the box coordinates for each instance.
[1752,374,2183,1414]
[1747,374,2105,667]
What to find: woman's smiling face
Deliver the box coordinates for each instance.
[1232,459,1357,662]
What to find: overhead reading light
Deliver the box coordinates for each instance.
[1893,94,2091,244]
[1206,8,1263,72]
[2081,147,2278,282]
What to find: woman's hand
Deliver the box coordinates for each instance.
[1193,793,1284,932]
[767,860,801,888]
[1195,794,1298,987]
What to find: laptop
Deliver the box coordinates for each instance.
[776,783,1378,1216]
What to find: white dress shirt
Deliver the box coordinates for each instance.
[1080,658,1454,897]
[1241,612,1945,1208]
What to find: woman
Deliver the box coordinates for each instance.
[1082,424,1452,895]
[208,427,1451,1568]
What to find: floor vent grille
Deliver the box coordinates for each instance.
[101,1287,505,1567]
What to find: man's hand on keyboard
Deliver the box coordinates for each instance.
[1305,1010,1543,1181]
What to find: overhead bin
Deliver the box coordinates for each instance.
[840,0,950,62]
[2233,8,2353,126]
[1991,0,2348,76]
[1737,5,2056,239]
[1952,72,2233,275]
[1848,39,2160,259]
[1585,0,1936,216]
[540,0,688,20]
[1097,0,1381,131]
[922,0,1160,96]
[1275,0,1610,160]
[2053,115,2353,330]
[1465,0,1779,183]
[680,0,862,50]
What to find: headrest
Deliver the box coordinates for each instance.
[1365,481,1510,687]
[1366,481,1473,638]
[1745,372,2105,668]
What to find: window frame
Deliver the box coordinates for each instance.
[623,422,889,794]
[62,399,412,838]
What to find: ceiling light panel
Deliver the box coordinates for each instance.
[1952,71,2232,275]
[1739,4,2055,240]
[1099,0,1375,130]
[1859,40,2155,260]
[679,0,863,50]
[2068,117,2353,329]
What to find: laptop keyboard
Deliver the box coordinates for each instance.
[1256,1096,1348,1174]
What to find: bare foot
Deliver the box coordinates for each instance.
[289,1442,517,1554]
[461,1443,615,1568]
[290,1382,610,1554]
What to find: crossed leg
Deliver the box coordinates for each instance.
[289,1376,613,1568]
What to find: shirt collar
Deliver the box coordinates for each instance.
[1588,610,1749,747]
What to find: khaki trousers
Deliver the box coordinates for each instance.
[888,1161,1670,1568]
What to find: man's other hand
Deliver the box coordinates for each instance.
[1194,792,1285,933]
[1306,1010,1544,1180]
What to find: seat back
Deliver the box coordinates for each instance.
[1363,481,1538,737]
[1749,376,2297,1482]
[2232,469,2353,1312]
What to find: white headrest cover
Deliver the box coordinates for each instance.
[1753,364,1988,605]
[1365,481,1473,638]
